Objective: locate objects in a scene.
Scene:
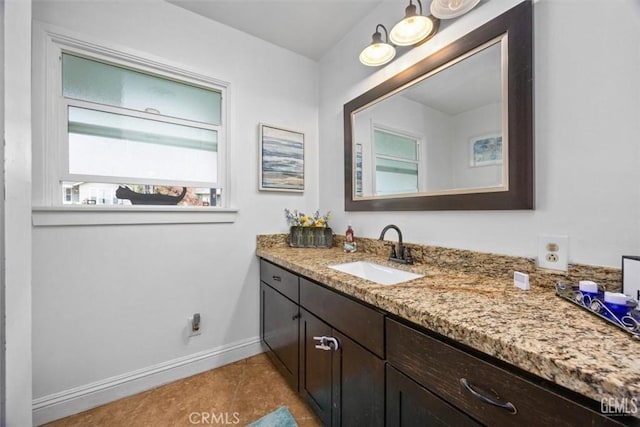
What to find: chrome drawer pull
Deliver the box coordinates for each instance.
[460,378,517,414]
[313,336,340,351]
[272,275,282,281]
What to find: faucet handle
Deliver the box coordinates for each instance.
[404,247,413,264]
[389,246,397,259]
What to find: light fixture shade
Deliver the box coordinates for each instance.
[359,43,396,67]
[360,24,396,67]
[389,14,436,46]
[430,0,481,19]
[390,1,439,46]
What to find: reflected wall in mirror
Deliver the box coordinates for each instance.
[344,1,533,211]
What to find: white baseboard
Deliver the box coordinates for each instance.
[32,336,264,426]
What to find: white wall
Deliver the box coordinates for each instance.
[31,0,319,420]
[4,0,33,425]
[319,0,640,267]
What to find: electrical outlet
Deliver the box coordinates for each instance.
[188,314,201,337]
[537,235,568,271]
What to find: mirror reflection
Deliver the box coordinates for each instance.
[352,37,506,199]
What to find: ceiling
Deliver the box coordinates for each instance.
[402,40,502,115]
[167,0,386,61]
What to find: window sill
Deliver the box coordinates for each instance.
[32,206,239,226]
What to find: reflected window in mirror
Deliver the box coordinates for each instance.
[373,127,421,196]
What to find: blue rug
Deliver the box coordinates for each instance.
[246,406,298,427]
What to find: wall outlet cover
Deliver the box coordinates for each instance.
[188,316,201,337]
[537,235,569,271]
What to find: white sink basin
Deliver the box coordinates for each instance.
[328,261,424,286]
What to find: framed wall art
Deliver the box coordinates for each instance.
[259,123,304,192]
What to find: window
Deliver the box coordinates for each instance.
[373,128,421,196]
[41,35,228,209]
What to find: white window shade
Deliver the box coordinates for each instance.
[62,53,221,125]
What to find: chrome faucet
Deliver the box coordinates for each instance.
[379,224,413,264]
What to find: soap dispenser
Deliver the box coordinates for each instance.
[344,223,357,253]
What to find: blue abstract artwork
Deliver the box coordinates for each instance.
[260,124,304,191]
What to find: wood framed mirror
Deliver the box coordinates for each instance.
[344,1,533,211]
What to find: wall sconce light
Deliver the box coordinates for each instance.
[389,0,440,46]
[359,24,396,67]
[430,0,481,19]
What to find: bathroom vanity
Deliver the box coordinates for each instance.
[257,237,640,426]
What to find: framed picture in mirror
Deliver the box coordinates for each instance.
[470,134,503,167]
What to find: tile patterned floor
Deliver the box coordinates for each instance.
[44,353,322,427]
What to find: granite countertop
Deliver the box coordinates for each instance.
[256,242,640,414]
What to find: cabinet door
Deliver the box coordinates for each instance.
[300,309,333,426]
[332,330,385,427]
[386,365,481,427]
[260,282,299,391]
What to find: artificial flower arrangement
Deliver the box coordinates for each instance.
[284,209,331,228]
[285,209,333,248]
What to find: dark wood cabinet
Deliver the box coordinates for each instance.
[260,259,299,301]
[259,260,299,391]
[332,329,384,427]
[261,260,384,426]
[299,309,333,426]
[299,308,384,427]
[386,364,481,427]
[299,277,385,425]
[299,277,384,358]
[260,282,299,391]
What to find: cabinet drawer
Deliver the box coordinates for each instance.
[260,259,299,302]
[386,364,481,427]
[300,277,384,358]
[386,318,627,427]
